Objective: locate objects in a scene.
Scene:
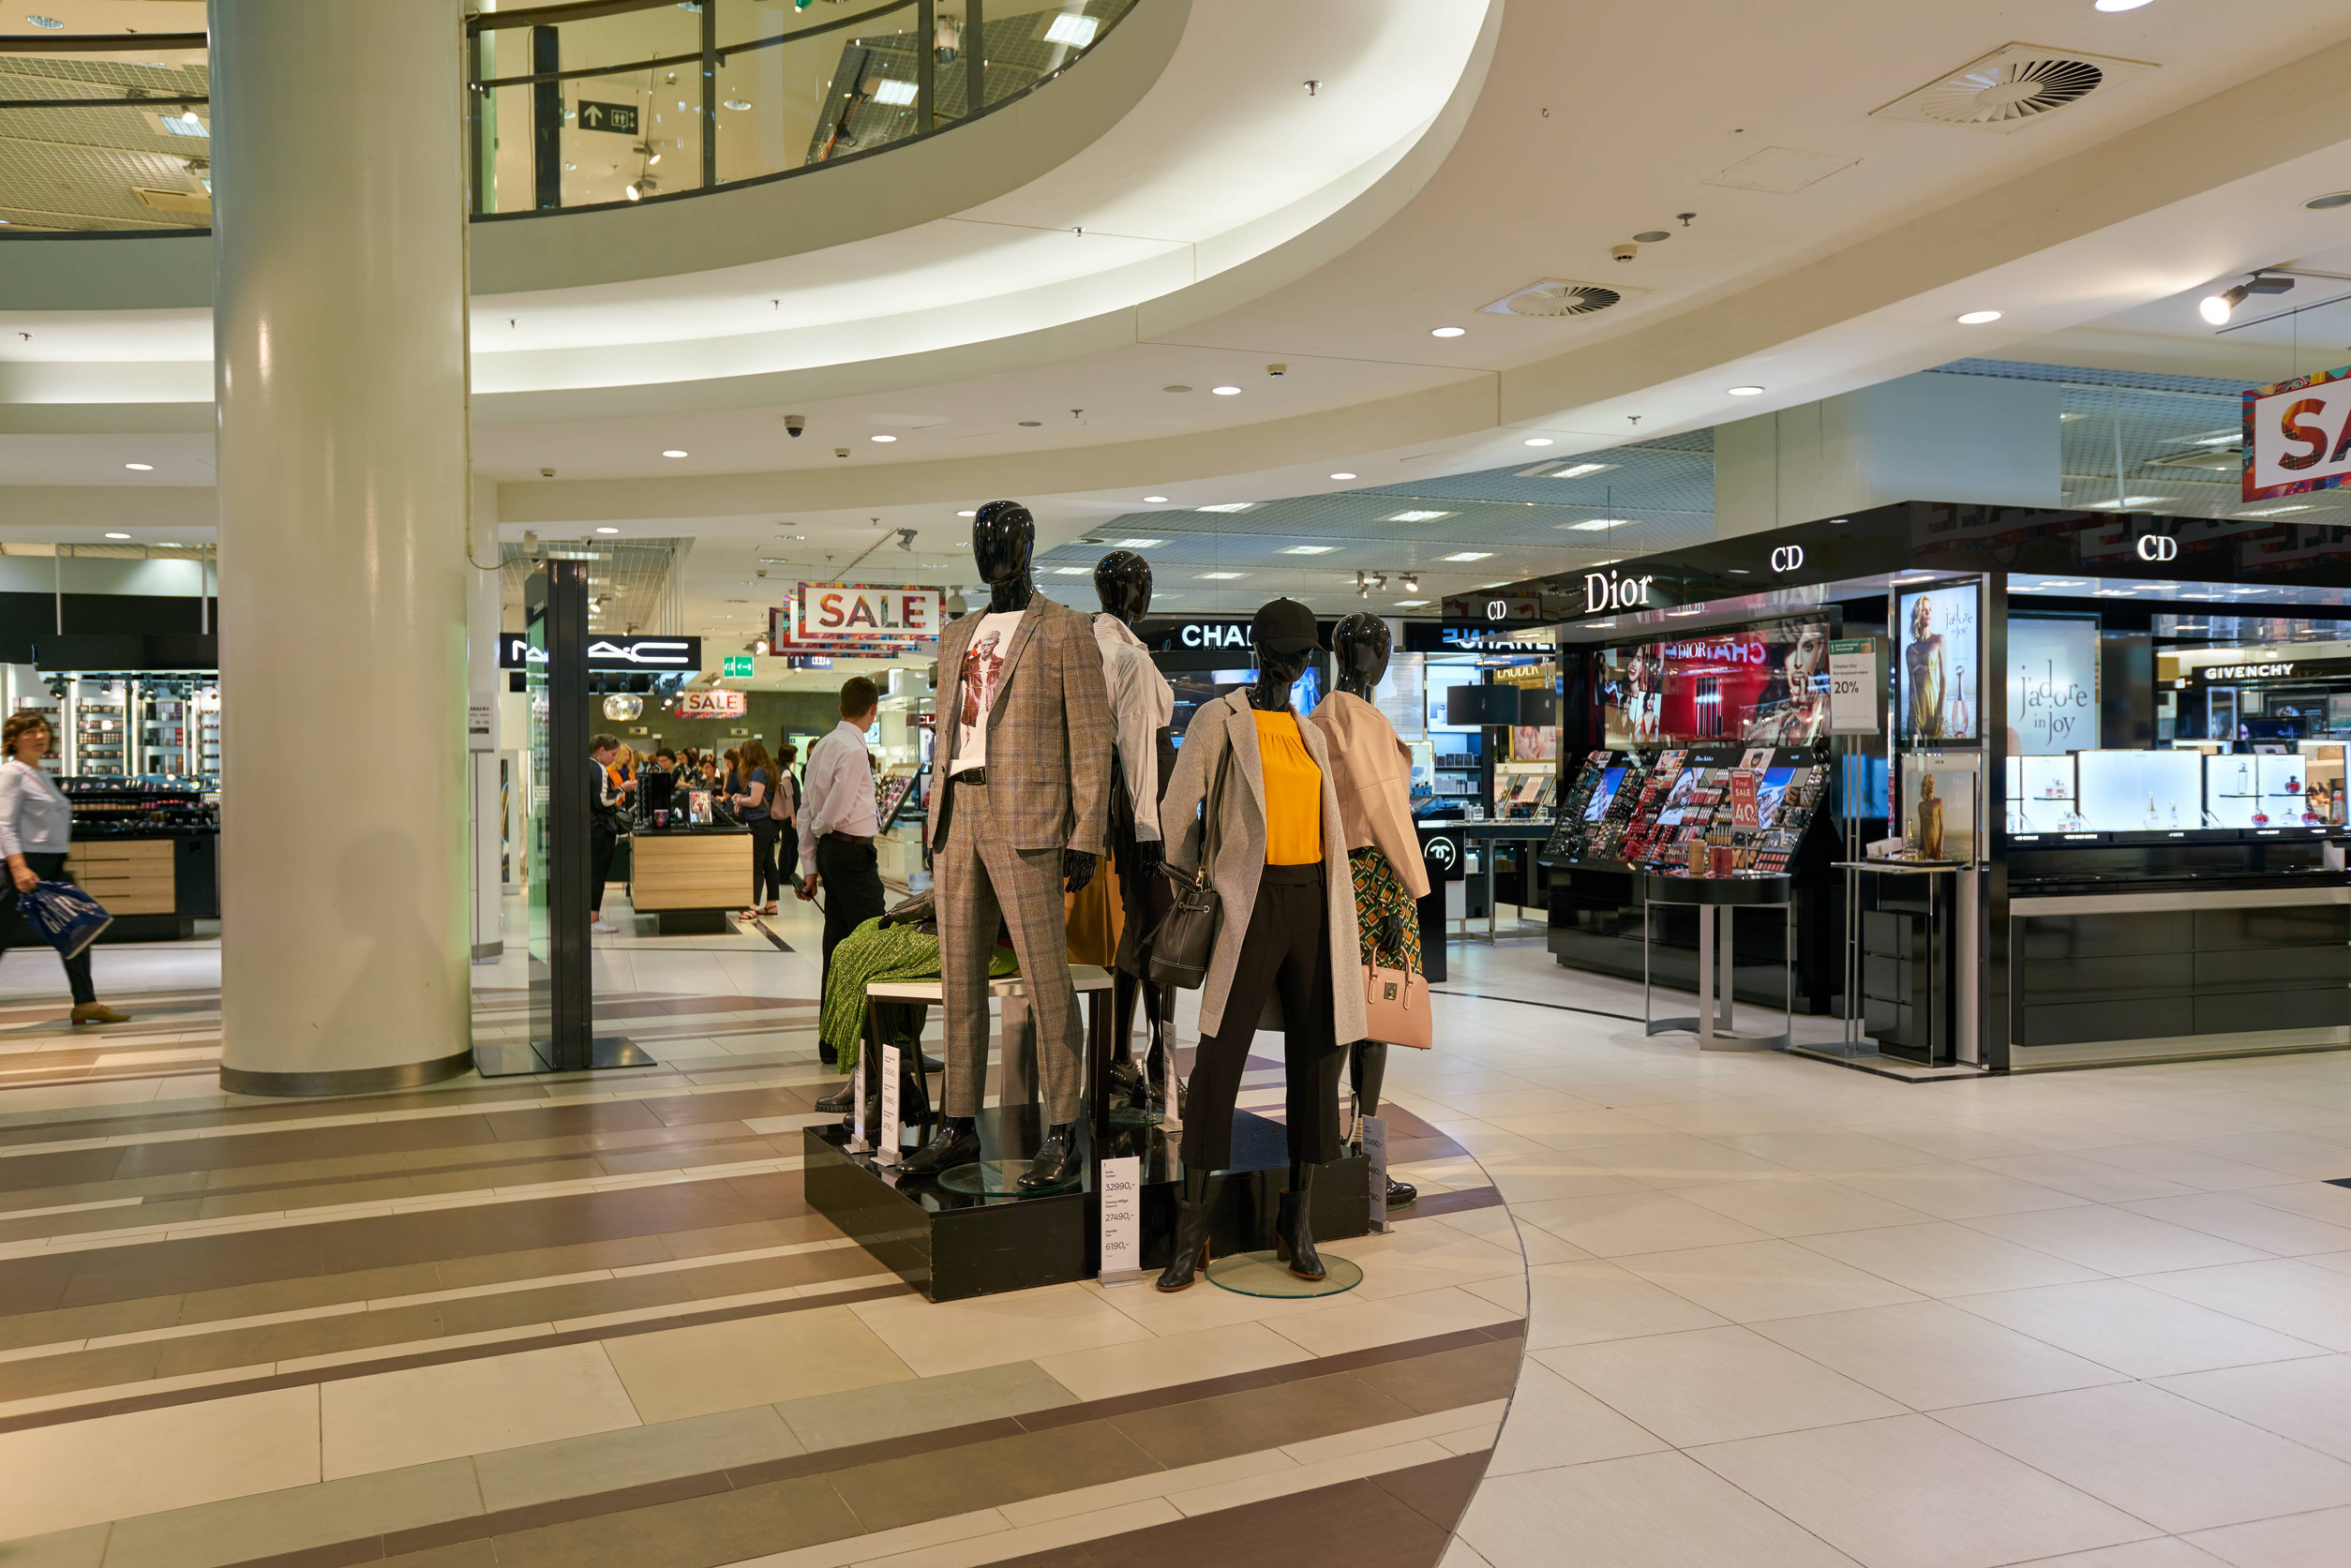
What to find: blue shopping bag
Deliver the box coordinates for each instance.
[22,880,112,961]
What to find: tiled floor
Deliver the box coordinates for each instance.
[12,906,2351,1567]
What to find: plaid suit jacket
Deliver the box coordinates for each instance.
[926,594,1116,856]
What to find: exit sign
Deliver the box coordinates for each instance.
[723,655,755,678]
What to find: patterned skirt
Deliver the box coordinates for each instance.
[1349,845,1422,977]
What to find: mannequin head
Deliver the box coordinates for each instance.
[972,500,1036,609]
[1330,612,1391,698]
[1094,550,1152,623]
[1248,597,1318,709]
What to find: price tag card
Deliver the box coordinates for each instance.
[1828,639,1880,735]
[1362,1114,1389,1235]
[849,1048,869,1153]
[877,1044,903,1165]
[1098,1155,1147,1283]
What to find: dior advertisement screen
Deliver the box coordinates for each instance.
[1599,619,1832,748]
[1897,583,1981,746]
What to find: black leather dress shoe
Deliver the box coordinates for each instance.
[899,1117,981,1176]
[1017,1123,1083,1191]
[1384,1176,1418,1210]
[814,1083,852,1115]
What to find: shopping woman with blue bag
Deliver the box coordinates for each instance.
[0,713,128,1025]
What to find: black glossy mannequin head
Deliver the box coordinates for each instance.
[972,500,1036,612]
[1330,612,1391,699]
[1248,597,1318,712]
[1094,550,1151,624]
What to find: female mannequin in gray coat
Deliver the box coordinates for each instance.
[1154,604,1364,1291]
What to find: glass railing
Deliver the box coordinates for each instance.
[0,0,1135,232]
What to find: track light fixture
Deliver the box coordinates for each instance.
[2200,272,2295,325]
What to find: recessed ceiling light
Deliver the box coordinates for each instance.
[123,462,153,471]
[2306,192,2351,210]
[2082,495,2164,509]
[1385,510,1454,522]
[2237,504,2314,516]
[1548,462,1613,479]
[103,531,130,540]
[25,15,64,29]
[870,434,897,443]
[1564,517,1633,531]
[1443,551,1493,562]
[1522,438,1554,447]
[2091,0,2153,10]
[2036,579,2089,588]
[1196,502,1252,513]
[1113,537,1163,547]
[1197,571,1248,580]
[1477,580,1511,589]
[1280,545,1337,555]
[1430,327,1466,338]
[724,97,752,112]
[1210,385,1241,396]
[1727,385,1765,396]
[1329,472,1356,481]
[1051,566,1090,575]
[1043,11,1099,45]
[1955,309,2003,324]
[956,510,977,517]
[1143,495,1169,502]
[595,527,620,534]
[662,449,688,458]
[1394,599,1430,607]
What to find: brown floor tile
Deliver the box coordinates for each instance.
[154,1301,449,1378]
[178,1262,444,1326]
[201,1149,424,1189]
[1371,1449,1490,1534]
[674,1246,876,1300]
[0,1338,164,1400]
[828,1418,1162,1534]
[58,1226,331,1308]
[657,1214,840,1260]
[1109,1371,1418,1471]
[431,1235,672,1290]
[1409,1187,1503,1220]
[0,1291,183,1352]
[481,1100,663,1142]
[595,1140,777,1178]
[0,1197,201,1247]
[198,1176,419,1219]
[487,1473,859,1568]
[1036,1475,1451,1568]
[403,1158,605,1196]
[434,1273,694,1336]
[644,1088,815,1127]
[382,1543,501,1568]
[1350,1337,1522,1415]
[0,1147,129,1195]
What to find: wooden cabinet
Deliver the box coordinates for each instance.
[64,839,176,917]
[631,831,750,914]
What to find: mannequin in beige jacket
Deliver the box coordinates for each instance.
[1307,612,1431,1210]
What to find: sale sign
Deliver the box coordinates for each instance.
[788,584,944,650]
[676,689,746,720]
[2244,364,2351,501]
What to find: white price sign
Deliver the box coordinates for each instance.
[877,1043,902,1165]
[1098,1156,1144,1281]
[1361,1115,1389,1236]
[1828,638,1879,735]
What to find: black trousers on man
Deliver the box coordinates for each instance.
[1179,861,1344,1172]
[816,834,886,1001]
[589,822,619,921]
[0,852,97,1005]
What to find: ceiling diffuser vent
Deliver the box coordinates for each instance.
[1479,278,1651,319]
[1872,42,2154,134]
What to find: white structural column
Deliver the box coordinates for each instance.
[213,0,473,1094]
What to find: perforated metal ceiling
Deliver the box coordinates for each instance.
[0,53,212,231]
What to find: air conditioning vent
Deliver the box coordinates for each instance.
[1479,279,1651,319]
[1872,42,2154,134]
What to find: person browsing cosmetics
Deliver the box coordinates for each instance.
[730,739,786,918]
[798,677,885,1062]
[0,714,129,1025]
[589,733,630,935]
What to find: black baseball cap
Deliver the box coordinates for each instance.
[1252,597,1320,654]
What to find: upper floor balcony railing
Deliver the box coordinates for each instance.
[0,0,1137,233]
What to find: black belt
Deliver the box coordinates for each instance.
[822,831,874,847]
[951,767,989,785]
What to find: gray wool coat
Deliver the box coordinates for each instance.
[1161,691,1367,1043]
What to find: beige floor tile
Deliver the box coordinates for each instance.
[1430,1087,1608,1120]
[101,1458,482,1568]
[1539,1324,1902,1446]
[1086,1269,1357,1337]
[847,1281,1154,1379]
[1033,1320,1310,1402]
[1796,1219,2104,1297]
[2119,1193,2351,1257]
[2006,1543,2229,1568]
[1432,1202,1593,1265]
[603,1302,916,1426]
[1321,1221,1524,1299]
[0,1385,320,1539]
[1615,1099,1839,1138]
[1963,1205,2273,1276]
[1263,1283,1520,1358]
[473,1405,800,1513]
[2236,1181,2351,1228]
[2184,1504,2351,1568]
[1511,1188,1774,1257]
[1517,1257,1730,1349]
[1482,1360,1665,1475]
[1618,1238,1925,1323]
[1966,1152,2202,1203]
[2155,1354,2351,1463]
[2171,1130,2351,1180]
[1689,1413,2155,1568]
[776,1360,1076,1453]
[1936,1381,2351,1533]
[322,1341,640,1479]
[1719,1130,1944,1173]
[1672,1174,1935,1238]
[1854,1119,2051,1161]
[1951,1278,2329,1379]
[1834,1160,2089,1220]
[2075,1143,2301,1192]
[2139,1259,2351,1352]
[1572,1136,1801,1188]
[1518,1111,1691,1150]
[1753,1300,2127,1410]
[1457,1450,1863,1568]
[1437,1537,1495,1568]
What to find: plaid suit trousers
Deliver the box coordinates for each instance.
[936,779,1086,1124]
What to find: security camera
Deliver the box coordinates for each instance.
[1611,243,1639,263]
[785,415,805,438]
[755,569,768,579]
[540,468,555,478]
[834,447,850,458]
[1266,363,1287,377]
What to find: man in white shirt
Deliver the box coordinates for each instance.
[798,677,885,1064]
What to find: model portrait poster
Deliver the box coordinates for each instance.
[1902,753,1980,863]
[1898,583,1981,745]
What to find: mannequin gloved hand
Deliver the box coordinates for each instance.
[1063,850,1098,893]
[1131,838,1164,874]
[1379,913,1405,956]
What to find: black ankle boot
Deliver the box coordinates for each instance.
[1157,1169,1221,1292]
[1018,1122,1082,1191]
[1384,1176,1418,1210]
[814,1082,853,1115]
[1275,1163,1326,1282]
[899,1116,981,1176]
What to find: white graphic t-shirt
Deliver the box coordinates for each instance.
[951,610,1024,774]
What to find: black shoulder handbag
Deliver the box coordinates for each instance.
[1146,727,1231,990]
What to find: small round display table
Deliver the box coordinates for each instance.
[1639,873,1794,1053]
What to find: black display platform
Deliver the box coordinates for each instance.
[804,1104,1371,1303]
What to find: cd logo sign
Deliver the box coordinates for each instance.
[1771,545,1804,573]
[2135,534,2177,561]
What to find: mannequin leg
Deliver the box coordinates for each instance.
[1269,867,1342,1281]
[1156,1166,1221,1292]
[1349,1038,1417,1210]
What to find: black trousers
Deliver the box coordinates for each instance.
[1180,861,1343,1172]
[589,823,619,918]
[816,836,886,1000]
[748,818,788,905]
[0,852,97,1006]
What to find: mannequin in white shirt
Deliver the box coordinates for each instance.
[1091,550,1176,1119]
